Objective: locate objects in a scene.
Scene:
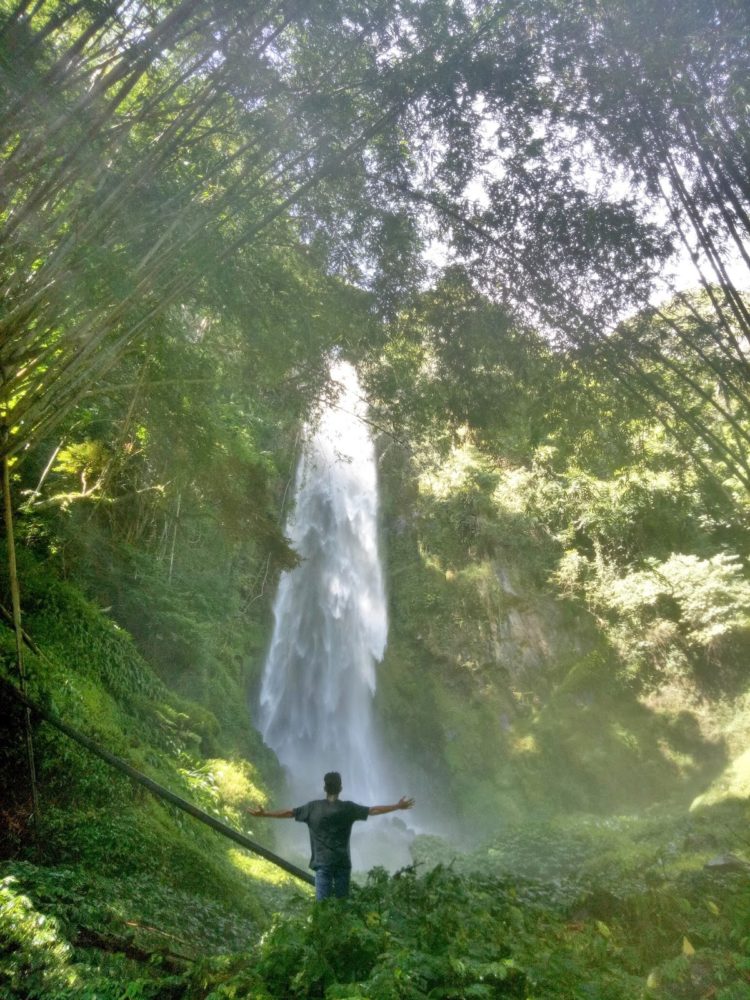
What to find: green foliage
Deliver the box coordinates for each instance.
[0,547,301,956]
[186,808,750,1000]
[558,551,750,687]
[605,553,750,650]
[0,547,162,707]
[365,268,554,458]
[217,867,528,999]
[3,807,750,1000]
[0,873,77,998]
[0,859,264,999]
[3,861,262,960]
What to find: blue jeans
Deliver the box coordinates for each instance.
[314,865,351,901]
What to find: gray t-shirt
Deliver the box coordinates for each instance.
[293,798,369,870]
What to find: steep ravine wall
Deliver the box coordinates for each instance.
[374,443,734,840]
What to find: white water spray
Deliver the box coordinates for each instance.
[258,362,404,857]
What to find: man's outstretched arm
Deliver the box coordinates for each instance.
[247,806,294,818]
[369,796,414,816]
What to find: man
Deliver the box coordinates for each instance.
[248,771,414,900]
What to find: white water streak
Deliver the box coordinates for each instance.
[258,361,392,808]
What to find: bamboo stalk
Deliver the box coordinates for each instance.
[168,492,181,584]
[1,432,40,833]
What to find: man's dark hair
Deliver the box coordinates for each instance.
[324,771,342,795]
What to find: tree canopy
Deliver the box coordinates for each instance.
[0,0,747,492]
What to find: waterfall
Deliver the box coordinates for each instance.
[258,360,396,822]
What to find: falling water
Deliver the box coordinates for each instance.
[257,361,408,870]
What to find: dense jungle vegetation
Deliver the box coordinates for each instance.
[1,0,749,997]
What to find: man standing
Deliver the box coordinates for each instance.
[248,771,414,900]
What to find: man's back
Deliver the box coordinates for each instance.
[294,798,369,870]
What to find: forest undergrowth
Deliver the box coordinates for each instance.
[2,802,750,999]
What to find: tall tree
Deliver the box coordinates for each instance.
[2,0,746,491]
[394,0,749,488]
[0,0,527,460]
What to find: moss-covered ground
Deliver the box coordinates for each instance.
[0,549,311,997]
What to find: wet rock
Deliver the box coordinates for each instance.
[703,853,750,873]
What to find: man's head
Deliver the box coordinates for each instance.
[324,771,342,796]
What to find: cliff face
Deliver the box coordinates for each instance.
[375,441,747,839]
